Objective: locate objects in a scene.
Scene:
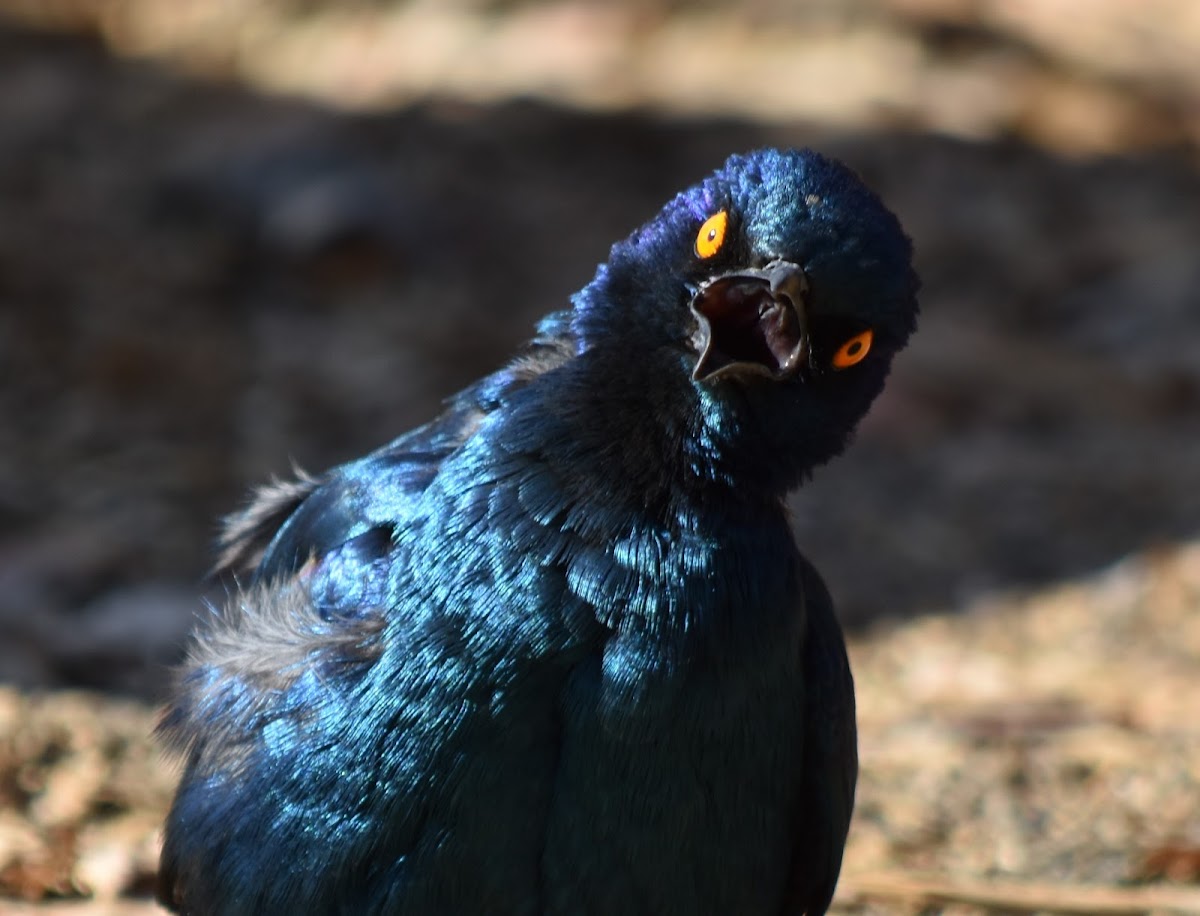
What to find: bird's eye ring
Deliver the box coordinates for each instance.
[695,210,728,259]
[831,329,873,369]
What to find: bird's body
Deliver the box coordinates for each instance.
[159,149,917,915]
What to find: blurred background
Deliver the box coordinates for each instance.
[1,0,1198,912]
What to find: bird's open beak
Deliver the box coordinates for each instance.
[690,260,809,382]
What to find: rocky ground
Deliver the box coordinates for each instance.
[1,1,1198,912]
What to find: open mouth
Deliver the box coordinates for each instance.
[690,261,809,381]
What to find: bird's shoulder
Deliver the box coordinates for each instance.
[214,310,578,584]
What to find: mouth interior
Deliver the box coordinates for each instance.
[691,277,806,379]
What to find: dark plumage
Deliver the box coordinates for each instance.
[158,148,918,915]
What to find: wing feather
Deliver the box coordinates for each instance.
[785,554,858,915]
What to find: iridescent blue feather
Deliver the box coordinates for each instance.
[159,148,916,915]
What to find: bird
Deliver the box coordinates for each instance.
[157,147,918,916]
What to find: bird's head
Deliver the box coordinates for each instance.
[570,148,919,492]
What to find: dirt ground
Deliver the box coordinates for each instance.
[1,2,1198,912]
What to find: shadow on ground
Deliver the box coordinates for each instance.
[1,23,1198,694]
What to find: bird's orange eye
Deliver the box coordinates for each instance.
[831,329,873,369]
[695,210,728,259]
